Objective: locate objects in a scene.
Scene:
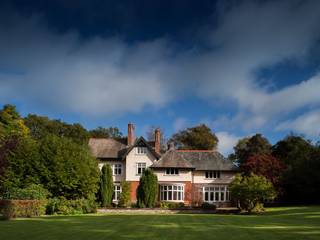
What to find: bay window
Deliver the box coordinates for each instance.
[160,184,184,201]
[203,185,230,202]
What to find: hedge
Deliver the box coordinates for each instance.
[0,200,46,219]
[46,197,97,215]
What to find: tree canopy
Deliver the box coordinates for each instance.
[24,114,89,145]
[230,134,272,164]
[170,124,218,150]
[89,126,123,139]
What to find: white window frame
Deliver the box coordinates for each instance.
[137,147,147,154]
[113,184,122,201]
[160,184,184,202]
[165,168,179,175]
[136,162,146,175]
[112,164,122,176]
[203,185,230,203]
[205,170,221,179]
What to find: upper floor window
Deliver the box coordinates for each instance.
[137,147,147,154]
[166,168,179,175]
[136,162,146,175]
[113,164,122,175]
[205,171,221,179]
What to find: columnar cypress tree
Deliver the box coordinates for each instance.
[100,164,114,207]
[137,169,158,208]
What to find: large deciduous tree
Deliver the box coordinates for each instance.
[241,154,286,191]
[230,134,272,165]
[100,164,114,207]
[272,135,320,203]
[38,134,99,199]
[137,169,158,208]
[170,124,218,150]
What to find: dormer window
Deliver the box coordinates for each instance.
[166,168,179,175]
[137,147,147,154]
[205,171,221,179]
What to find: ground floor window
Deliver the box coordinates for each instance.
[203,185,230,202]
[160,184,184,201]
[113,184,122,201]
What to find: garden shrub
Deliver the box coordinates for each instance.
[1,200,46,219]
[118,181,131,208]
[4,184,49,200]
[137,169,158,208]
[159,201,185,209]
[46,197,97,215]
[201,202,217,210]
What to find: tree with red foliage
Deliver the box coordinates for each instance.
[241,154,286,191]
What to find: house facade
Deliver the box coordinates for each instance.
[88,123,238,207]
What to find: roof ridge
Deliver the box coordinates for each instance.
[175,150,215,152]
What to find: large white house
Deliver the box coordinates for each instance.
[88,123,238,206]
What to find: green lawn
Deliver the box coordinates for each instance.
[1,206,320,240]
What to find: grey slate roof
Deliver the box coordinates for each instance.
[88,138,127,159]
[151,150,237,171]
[150,150,194,169]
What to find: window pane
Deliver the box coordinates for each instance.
[164,191,167,200]
[205,192,209,201]
[221,192,225,202]
[168,191,172,200]
[215,192,219,201]
[173,191,177,200]
[210,192,214,201]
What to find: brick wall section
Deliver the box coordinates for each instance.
[129,181,139,202]
[184,181,193,205]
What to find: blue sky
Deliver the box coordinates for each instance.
[1,0,320,155]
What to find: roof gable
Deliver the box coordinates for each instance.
[122,136,161,160]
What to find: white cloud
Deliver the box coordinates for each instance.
[276,110,320,137]
[173,118,187,132]
[1,0,320,135]
[216,131,241,156]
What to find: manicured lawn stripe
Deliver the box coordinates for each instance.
[0,206,320,240]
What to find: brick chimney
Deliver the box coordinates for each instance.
[155,128,161,154]
[127,123,135,146]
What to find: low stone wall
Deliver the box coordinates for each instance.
[98,208,239,214]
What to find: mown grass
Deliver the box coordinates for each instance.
[0,206,320,240]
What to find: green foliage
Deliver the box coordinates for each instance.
[201,202,217,210]
[46,197,97,215]
[1,200,46,219]
[170,124,218,150]
[159,201,185,209]
[4,184,49,200]
[118,181,131,207]
[230,134,272,164]
[0,135,42,195]
[229,173,276,213]
[137,169,158,208]
[0,104,29,138]
[100,164,114,207]
[24,114,89,145]
[38,134,99,199]
[272,135,320,203]
[89,127,123,139]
